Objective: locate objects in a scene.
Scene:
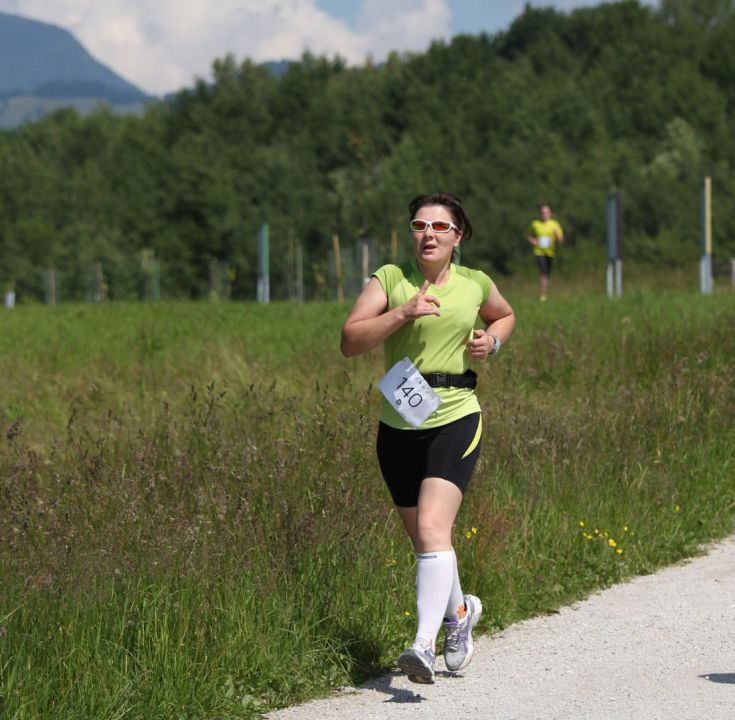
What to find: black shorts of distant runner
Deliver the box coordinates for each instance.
[535,255,553,276]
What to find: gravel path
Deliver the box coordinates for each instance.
[267,536,735,719]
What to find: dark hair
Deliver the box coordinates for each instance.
[408,192,473,242]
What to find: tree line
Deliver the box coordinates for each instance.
[1,0,734,302]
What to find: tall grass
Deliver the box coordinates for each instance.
[1,288,734,718]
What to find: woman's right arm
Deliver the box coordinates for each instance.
[340,277,439,357]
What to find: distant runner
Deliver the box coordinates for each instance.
[341,192,515,684]
[526,204,564,301]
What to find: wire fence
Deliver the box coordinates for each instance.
[3,245,734,309]
[2,233,403,307]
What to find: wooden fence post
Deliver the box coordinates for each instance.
[332,234,344,302]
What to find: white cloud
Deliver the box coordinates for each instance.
[357,0,451,59]
[0,0,453,95]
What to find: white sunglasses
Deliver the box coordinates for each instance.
[409,219,459,233]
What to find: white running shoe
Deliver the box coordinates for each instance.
[443,594,483,672]
[398,642,436,684]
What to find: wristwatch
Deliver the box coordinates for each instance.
[489,333,502,355]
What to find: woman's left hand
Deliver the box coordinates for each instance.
[466,329,493,361]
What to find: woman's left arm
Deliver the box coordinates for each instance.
[466,284,516,361]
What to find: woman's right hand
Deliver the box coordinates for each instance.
[401,280,441,320]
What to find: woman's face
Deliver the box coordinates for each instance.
[410,204,462,268]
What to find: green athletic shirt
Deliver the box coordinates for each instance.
[372,259,493,430]
[528,218,563,257]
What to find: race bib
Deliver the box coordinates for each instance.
[379,357,442,428]
[538,235,551,249]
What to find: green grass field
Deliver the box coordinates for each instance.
[1,285,734,718]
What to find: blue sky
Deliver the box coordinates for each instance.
[314,0,548,35]
[315,0,656,39]
[0,0,658,95]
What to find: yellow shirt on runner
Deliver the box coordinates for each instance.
[372,259,492,430]
[528,218,563,257]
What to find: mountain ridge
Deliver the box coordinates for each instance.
[0,11,150,128]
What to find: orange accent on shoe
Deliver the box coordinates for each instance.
[456,603,467,620]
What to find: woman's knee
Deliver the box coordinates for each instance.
[415,514,453,549]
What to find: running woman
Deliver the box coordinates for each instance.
[526,204,564,302]
[340,192,515,683]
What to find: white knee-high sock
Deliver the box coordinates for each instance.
[444,547,465,622]
[414,550,454,647]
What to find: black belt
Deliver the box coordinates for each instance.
[421,369,477,389]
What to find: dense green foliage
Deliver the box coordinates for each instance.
[1,292,734,717]
[2,0,735,301]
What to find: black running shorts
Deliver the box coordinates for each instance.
[376,412,482,508]
[535,255,553,275]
